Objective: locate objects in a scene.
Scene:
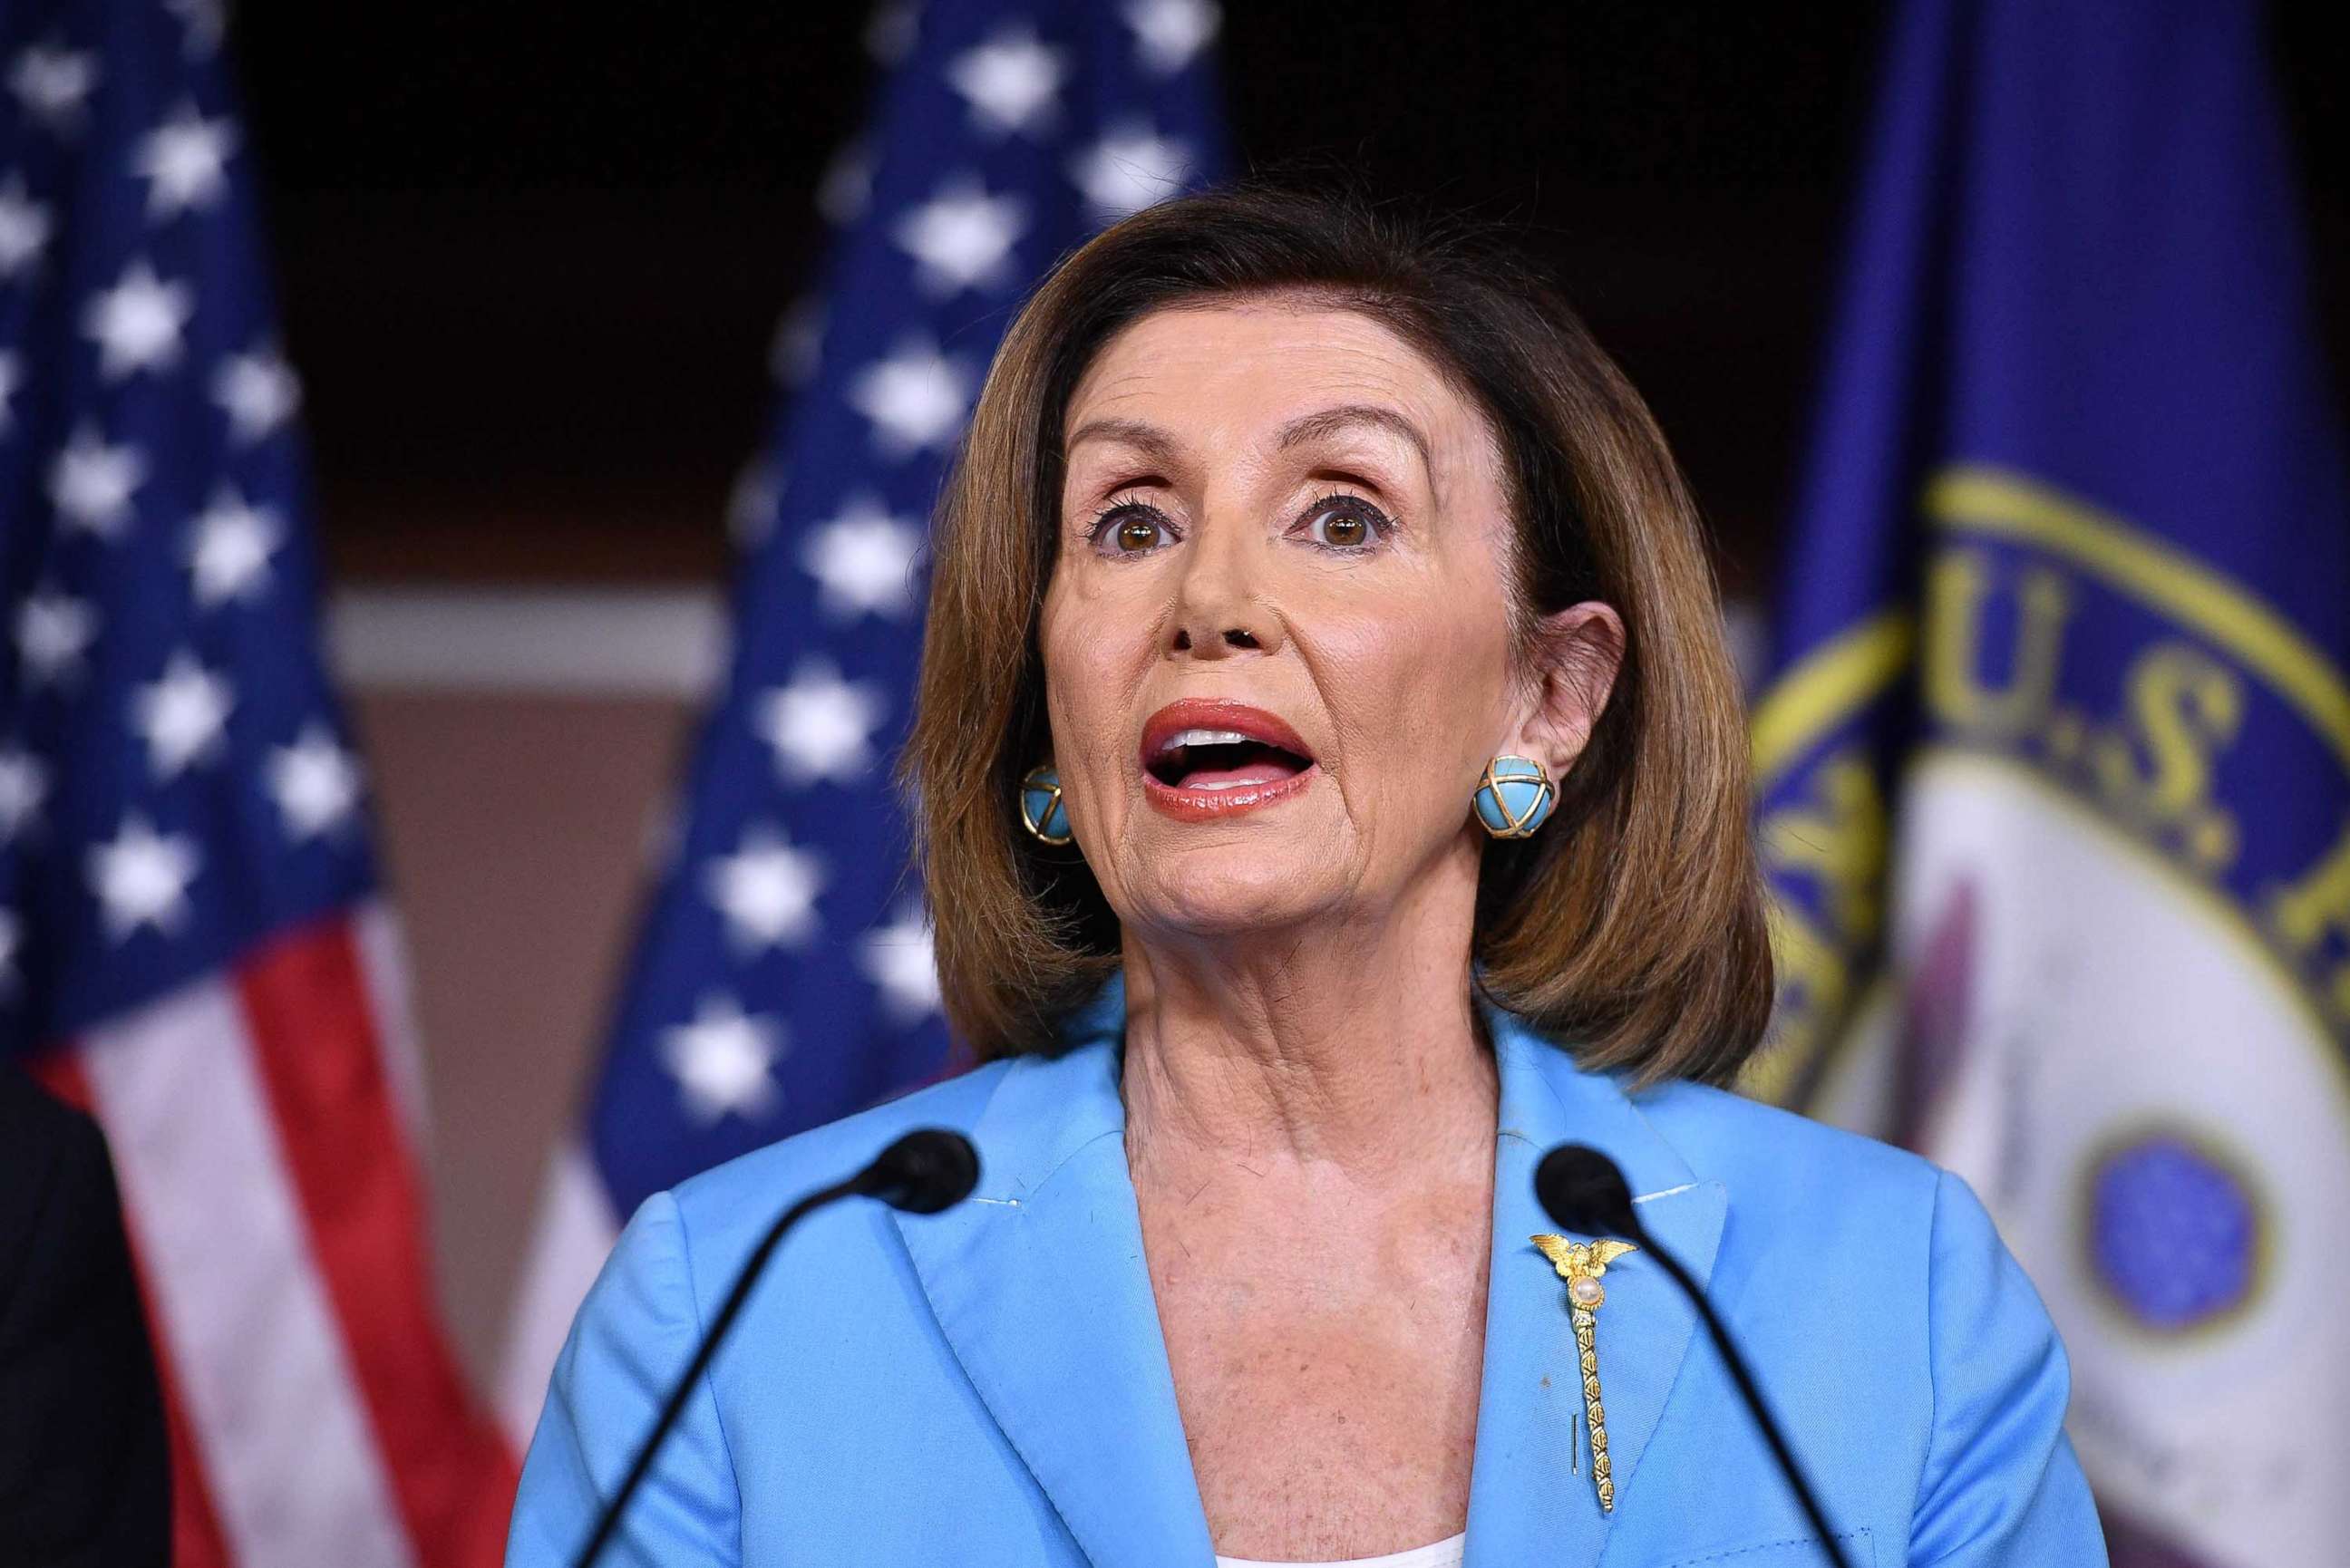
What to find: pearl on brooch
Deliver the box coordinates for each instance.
[1569,1275,1607,1308]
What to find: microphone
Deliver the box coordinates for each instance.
[1535,1145,1855,1568]
[573,1128,980,1568]
[850,1125,982,1213]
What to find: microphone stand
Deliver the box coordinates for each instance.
[572,1129,977,1568]
[1634,1233,1854,1568]
[1537,1144,1855,1568]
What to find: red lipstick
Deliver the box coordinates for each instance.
[1138,699,1320,823]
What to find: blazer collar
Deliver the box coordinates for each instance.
[892,972,1729,1568]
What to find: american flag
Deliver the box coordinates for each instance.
[1,2,512,1564]
[500,0,1229,1436]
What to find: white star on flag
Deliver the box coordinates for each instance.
[131,102,237,218]
[131,649,235,779]
[802,494,924,620]
[862,904,944,1023]
[947,32,1068,137]
[83,260,195,380]
[1070,123,1197,222]
[187,485,282,605]
[895,180,1029,296]
[660,993,789,1125]
[0,177,49,278]
[703,826,826,953]
[819,139,876,227]
[0,350,19,433]
[212,345,302,443]
[847,340,973,458]
[86,815,202,941]
[48,425,146,537]
[266,724,362,840]
[7,44,98,131]
[15,590,98,688]
[0,748,49,845]
[1124,0,1221,75]
[754,659,887,786]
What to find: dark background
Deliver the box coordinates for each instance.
[232,3,2348,601]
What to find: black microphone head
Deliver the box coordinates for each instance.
[1535,1143,1642,1240]
[859,1128,980,1215]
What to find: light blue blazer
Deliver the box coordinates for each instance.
[508,977,2108,1566]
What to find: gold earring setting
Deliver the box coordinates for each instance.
[1019,763,1073,845]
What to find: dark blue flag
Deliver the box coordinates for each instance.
[1750,1,2348,1560]
[501,0,1228,1431]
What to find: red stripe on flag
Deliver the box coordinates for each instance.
[27,1050,235,1568]
[233,914,518,1567]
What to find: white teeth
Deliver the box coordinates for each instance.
[1167,728,1253,750]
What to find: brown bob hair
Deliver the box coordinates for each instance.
[898,180,1772,1087]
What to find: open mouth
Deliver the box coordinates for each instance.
[1138,702,1319,819]
[1146,731,1316,791]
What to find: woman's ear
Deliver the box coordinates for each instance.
[1513,600,1626,778]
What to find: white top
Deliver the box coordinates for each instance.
[1213,1533,1466,1568]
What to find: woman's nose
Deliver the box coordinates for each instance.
[1168,516,1282,657]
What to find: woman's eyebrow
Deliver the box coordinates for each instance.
[1064,417,1181,465]
[1065,404,1433,480]
[1275,403,1432,478]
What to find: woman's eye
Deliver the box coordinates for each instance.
[1090,503,1175,555]
[1299,494,1391,551]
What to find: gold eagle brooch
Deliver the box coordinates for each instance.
[1531,1233,1640,1513]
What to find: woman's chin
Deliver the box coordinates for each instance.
[1124,855,1339,939]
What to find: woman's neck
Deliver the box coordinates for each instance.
[1116,882,1499,1186]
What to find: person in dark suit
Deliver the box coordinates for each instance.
[0,1065,170,1566]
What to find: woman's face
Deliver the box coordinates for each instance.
[1040,298,1612,946]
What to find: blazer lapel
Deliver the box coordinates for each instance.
[891,976,1215,1568]
[1464,1001,1730,1568]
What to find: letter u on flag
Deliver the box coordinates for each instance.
[1750,2,2349,1563]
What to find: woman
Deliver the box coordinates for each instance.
[507,186,2107,1566]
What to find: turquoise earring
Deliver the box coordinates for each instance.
[1019,763,1073,846]
[1473,754,1556,839]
